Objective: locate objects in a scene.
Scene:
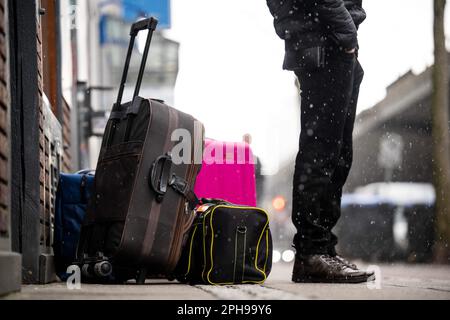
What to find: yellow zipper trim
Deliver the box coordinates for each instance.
[204,205,270,285]
[201,209,212,283]
[263,230,269,273]
[184,225,198,277]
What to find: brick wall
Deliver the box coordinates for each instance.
[40,0,71,174]
[36,6,48,250]
[37,2,71,255]
[62,97,71,172]
[0,0,9,238]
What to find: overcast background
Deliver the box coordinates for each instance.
[165,0,450,173]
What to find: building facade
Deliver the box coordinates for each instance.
[345,55,450,191]
[0,0,22,296]
[0,0,176,295]
[1,0,76,294]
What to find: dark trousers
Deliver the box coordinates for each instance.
[292,46,364,256]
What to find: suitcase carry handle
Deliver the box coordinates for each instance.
[149,153,173,202]
[149,153,200,211]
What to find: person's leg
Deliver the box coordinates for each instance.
[325,59,365,255]
[292,49,356,256]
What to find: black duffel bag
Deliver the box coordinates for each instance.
[173,199,273,285]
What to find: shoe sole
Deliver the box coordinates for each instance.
[292,274,375,284]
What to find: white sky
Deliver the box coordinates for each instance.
[166,0,450,172]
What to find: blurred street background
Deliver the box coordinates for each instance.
[0,0,450,299]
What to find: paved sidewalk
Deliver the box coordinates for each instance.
[3,263,450,300]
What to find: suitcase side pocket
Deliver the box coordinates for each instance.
[88,143,143,223]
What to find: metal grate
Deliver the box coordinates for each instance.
[39,95,62,283]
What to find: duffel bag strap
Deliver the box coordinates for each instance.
[169,175,199,211]
[234,226,248,283]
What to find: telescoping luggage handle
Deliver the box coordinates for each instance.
[114,17,158,115]
[108,17,158,145]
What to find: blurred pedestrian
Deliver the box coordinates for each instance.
[267,0,374,283]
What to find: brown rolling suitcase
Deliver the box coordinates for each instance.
[75,18,204,283]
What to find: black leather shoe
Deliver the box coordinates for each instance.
[334,254,358,269]
[292,254,375,283]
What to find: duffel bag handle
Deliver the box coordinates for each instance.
[169,175,199,211]
[200,198,230,206]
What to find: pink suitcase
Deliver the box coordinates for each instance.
[194,139,257,206]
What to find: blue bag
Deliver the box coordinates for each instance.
[54,170,94,280]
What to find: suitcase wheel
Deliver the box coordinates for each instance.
[94,261,113,277]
